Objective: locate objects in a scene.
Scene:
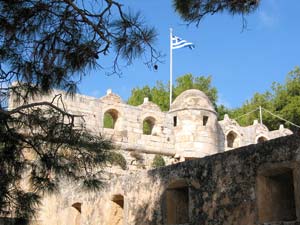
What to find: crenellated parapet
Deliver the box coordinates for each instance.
[219,114,293,151]
[10,88,293,161]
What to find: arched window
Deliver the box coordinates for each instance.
[108,195,124,225]
[143,117,155,135]
[227,131,239,148]
[103,109,118,129]
[257,136,268,143]
[166,180,189,224]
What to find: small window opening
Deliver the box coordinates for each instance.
[173,116,177,127]
[203,116,209,126]
[227,131,239,148]
[103,109,118,129]
[143,117,155,135]
[257,168,296,223]
[166,180,189,224]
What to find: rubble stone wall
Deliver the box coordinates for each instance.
[36,134,300,225]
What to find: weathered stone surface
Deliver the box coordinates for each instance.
[34,135,300,225]
[11,88,292,163]
[8,88,298,225]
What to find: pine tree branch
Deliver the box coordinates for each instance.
[1,101,82,118]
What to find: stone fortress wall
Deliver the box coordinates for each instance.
[7,88,299,225]
[12,88,292,162]
[35,134,300,225]
[9,87,293,171]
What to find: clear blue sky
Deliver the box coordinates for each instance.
[78,0,300,108]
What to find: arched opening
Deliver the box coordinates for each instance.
[257,136,268,143]
[58,203,81,225]
[143,117,155,135]
[226,131,239,148]
[103,109,118,129]
[72,202,81,213]
[108,195,124,225]
[71,202,81,225]
[166,180,189,224]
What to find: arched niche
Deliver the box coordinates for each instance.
[58,202,82,225]
[103,109,119,129]
[226,130,240,148]
[256,136,268,144]
[143,116,156,135]
[72,202,81,213]
[107,194,124,225]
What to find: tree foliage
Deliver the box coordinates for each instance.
[0,0,159,222]
[0,99,115,222]
[0,0,159,95]
[127,74,218,111]
[173,0,260,25]
[229,67,300,132]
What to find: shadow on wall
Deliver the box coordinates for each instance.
[130,135,300,225]
[134,203,159,225]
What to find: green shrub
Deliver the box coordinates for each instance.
[152,154,165,168]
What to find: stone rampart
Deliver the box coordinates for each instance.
[36,134,300,225]
[9,88,293,163]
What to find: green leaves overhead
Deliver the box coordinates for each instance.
[0,0,159,96]
[127,74,218,111]
[229,67,300,132]
[173,0,259,25]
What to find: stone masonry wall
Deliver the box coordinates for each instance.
[8,88,293,170]
[36,134,300,225]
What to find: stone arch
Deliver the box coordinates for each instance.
[142,116,156,135]
[256,135,268,144]
[226,130,240,148]
[103,108,119,129]
[165,179,189,225]
[107,194,124,225]
[58,202,82,225]
[72,202,81,213]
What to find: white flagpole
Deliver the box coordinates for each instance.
[169,28,173,108]
[259,106,263,125]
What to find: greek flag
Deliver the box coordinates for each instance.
[172,35,195,50]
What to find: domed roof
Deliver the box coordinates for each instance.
[170,89,215,112]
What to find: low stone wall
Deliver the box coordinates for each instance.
[35,134,300,225]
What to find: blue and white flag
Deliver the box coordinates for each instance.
[171,35,195,50]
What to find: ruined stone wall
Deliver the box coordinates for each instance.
[36,134,300,225]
